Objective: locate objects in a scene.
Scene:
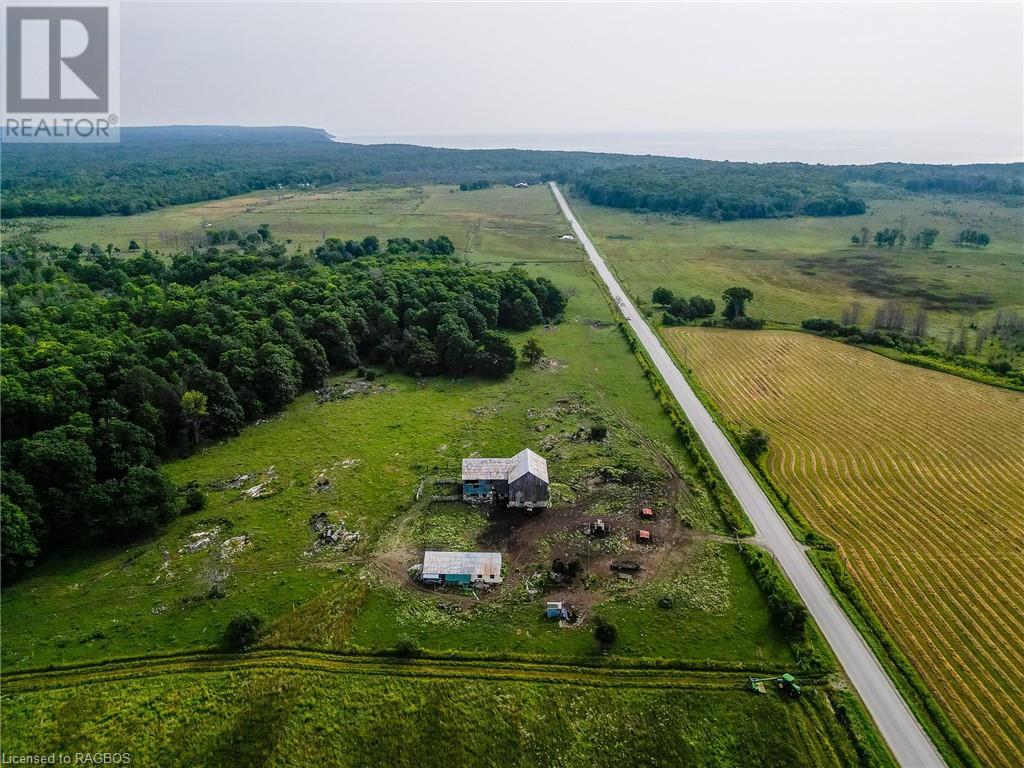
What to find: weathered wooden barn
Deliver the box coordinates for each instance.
[461,448,549,509]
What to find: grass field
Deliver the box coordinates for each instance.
[3,184,566,257]
[1,186,806,673]
[0,184,897,764]
[572,188,1024,352]
[0,652,884,768]
[665,327,1024,768]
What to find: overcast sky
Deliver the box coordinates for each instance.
[122,2,1024,162]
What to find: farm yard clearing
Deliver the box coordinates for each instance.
[667,327,1024,768]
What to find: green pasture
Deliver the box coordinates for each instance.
[568,188,1023,344]
[1,185,792,671]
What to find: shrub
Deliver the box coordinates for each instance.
[741,547,806,638]
[740,428,769,462]
[594,617,618,649]
[393,637,421,657]
[182,482,207,514]
[224,610,264,651]
[804,530,835,551]
[588,423,608,441]
[652,287,674,306]
[724,317,765,330]
[521,337,544,366]
[664,295,715,323]
[801,317,843,335]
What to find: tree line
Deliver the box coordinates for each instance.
[850,226,989,248]
[573,164,867,221]
[838,162,1024,196]
[5,126,1019,221]
[0,229,566,579]
[802,304,1021,383]
[652,285,763,329]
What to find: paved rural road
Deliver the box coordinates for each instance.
[550,182,945,768]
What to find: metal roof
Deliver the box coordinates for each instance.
[461,458,513,481]
[508,449,548,483]
[421,551,502,577]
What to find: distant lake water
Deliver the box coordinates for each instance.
[337,130,1023,165]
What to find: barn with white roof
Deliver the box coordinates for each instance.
[420,551,503,585]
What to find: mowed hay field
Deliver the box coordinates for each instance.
[1,659,868,768]
[666,328,1024,767]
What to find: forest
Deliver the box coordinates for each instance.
[838,162,1024,196]
[4,126,1020,220]
[572,164,867,220]
[0,127,632,218]
[0,229,566,578]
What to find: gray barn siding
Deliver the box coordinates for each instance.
[509,472,549,507]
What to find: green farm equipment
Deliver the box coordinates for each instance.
[747,673,802,697]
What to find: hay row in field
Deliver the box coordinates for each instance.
[666,328,1024,768]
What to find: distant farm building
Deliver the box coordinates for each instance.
[462,449,550,509]
[641,507,654,519]
[513,182,530,188]
[420,551,502,585]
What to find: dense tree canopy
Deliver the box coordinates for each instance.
[573,164,867,220]
[0,127,636,218]
[0,230,566,578]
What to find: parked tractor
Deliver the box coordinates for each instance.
[747,673,802,697]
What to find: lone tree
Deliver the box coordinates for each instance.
[224,611,264,651]
[594,617,618,649]
[721,287,754,320]
[521,337,544,366]
[652,287,675,306]
[740,428,769,462]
